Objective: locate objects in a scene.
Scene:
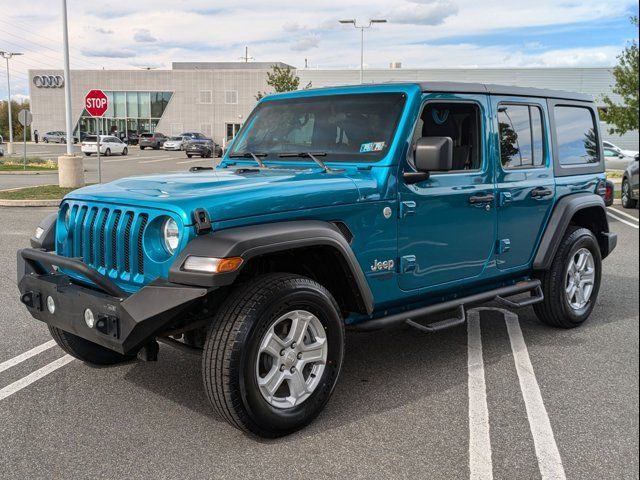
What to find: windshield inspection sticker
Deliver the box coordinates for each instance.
[360,141,386,153]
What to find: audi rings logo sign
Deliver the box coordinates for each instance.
[33,75,64,88]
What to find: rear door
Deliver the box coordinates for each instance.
[490,96,555,271]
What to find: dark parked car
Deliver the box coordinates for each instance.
[139,132,166,150]
[185,137,222,158]
[621,154,639,209]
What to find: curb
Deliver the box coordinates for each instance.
[0,170,58,175]
[0,199,61,207]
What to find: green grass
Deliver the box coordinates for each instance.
[606,170,624,179]
[0,185,77,200]
[0,156,57,171]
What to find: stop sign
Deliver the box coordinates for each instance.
[85,89,108,117]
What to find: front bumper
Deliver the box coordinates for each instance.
[17,249,209,355]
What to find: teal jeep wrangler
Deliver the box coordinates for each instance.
[18,82,617,437]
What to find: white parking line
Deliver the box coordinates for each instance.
[467,310,493,480]
[0,355,74,401]
[176,158,211,165]
[138,157,182,164]
[607,212,639,229]
[608,207,639,222]
[0,340,57,374]
[504,311,566,480]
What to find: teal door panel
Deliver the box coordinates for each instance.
[490,96,556,271]
[397,94,497,291]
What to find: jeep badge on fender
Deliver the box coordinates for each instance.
[18,81,616,438]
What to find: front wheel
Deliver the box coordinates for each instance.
[202,273,344,437]
[534,227,602,328]
[140,146,145,150]
[104,148,111,156]
[84,152,92,156]
[187,154,192,158]
[48,326,134,365]
[122,147,128,156]
[621,178,638,209]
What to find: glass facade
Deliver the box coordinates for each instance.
[76,90,173,139]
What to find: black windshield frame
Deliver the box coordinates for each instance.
[229,93,407,163]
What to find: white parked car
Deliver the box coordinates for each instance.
[81,135,128,156]
[603,140,638,158]
[163,136,187,151]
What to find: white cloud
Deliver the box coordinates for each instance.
[291,34,320,51]
[381,0,458,25]
[134,28,157,43]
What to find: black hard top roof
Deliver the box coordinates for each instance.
[415,81,593,102]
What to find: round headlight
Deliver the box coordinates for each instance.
[162,217,180,255]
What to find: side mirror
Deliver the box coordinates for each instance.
[404,137,453,184]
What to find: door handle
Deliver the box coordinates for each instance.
[469,194,495,204]
[531,187,553,199]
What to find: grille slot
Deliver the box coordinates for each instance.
[123,213,134,273]
[98,211,109,267]
[136,214,148,275]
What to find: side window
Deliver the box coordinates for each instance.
[554,106,599,165]
[417,102,482,171]
[498,104,545,169]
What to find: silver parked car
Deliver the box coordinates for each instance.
[621,154,639,209]
[43,131,78,144]
[163,136,188,151]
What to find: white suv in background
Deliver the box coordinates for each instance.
[81,135,128,156]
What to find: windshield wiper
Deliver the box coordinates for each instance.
[228,152,268,168]
[278,152,343,173]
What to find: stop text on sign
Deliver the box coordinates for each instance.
[86,97,107,110]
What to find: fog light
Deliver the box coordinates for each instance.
[46,296,55,314]
[183,256,243,273]
[84,308,95,328]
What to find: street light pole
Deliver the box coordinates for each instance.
[339,19,387,84]
[61,0,74,154]
[0,51,23,155]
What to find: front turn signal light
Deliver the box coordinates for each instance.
[182,256,243,274]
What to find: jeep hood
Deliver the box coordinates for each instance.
[65,167,372,225]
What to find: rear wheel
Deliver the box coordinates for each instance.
[122,147,128,156]
[202,273,344,437]
[84,152,91,156]
[104,148,111,156]
[187,154,192,158]
[621,178,638,209]
[140,146,145,150]
[48,326,134,365]
[44,138,49,143]
[534,227,601,328]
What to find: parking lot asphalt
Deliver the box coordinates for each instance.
[0,143,218,190]
[0,207,637,478]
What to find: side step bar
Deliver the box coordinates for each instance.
[354,279,543,332]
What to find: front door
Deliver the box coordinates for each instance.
[491,96,556,271]
[397,95,497,291]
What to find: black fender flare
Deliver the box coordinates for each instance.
[169,220,374,314]
[533,193,616,270]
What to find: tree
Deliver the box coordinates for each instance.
[256,65,311,100]
[600,16,639,135]
[0,98,31,141]
[498,121,520,167]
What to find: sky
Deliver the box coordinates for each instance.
[1,0,638,100]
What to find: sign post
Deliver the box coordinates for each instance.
[84,89,108,183]
[17,109,32,170]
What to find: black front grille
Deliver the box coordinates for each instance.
[68,205,148,279]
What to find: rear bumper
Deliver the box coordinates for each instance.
[17,248,210,355]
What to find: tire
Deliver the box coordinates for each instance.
[122,147,128,156]
[202,273,345,437]
[44,138,49,143]
[140,146,145,150]
[104,148,111,157]
[534,227,602,328]
[621,178,638,209]
[48,326,134,365]
[187,154,192,158]
[84,152,91,156]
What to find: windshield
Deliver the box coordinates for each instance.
[230,93,406,162]
[168,136,181,141]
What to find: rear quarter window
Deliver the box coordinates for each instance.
[554,106,599,166]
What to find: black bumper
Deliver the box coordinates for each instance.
[17,249,210,355]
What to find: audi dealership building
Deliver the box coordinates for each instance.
[28,62,639,149]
